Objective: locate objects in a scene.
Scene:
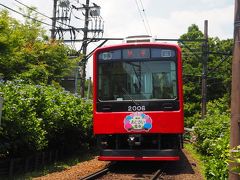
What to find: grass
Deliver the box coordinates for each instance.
[184,143,206,180]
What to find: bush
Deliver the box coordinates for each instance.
[0,81,47,157]
[194,97,230,179]
[0,81,93,158]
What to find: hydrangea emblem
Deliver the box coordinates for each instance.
[124,112,152,132]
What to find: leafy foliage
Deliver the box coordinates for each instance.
[0,10,77,84]
[194,97,230,179]
[0,81,47,157]
[0,81,93,158]
[180,24,232,127]
[180,25,232,179]
[0,8,92,159]
[180,25,205,127]
[207,38,233,100]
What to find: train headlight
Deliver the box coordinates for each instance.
[128,134,142,146]
[100,141,108,148]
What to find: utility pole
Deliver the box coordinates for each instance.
[229,0,240,179]
[201,20,208,119]
[80,0,90,98]
[51,0,58,40]
[51,0,103,96]
[87,77,92,99]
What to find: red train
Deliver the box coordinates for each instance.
[93,37,184,161]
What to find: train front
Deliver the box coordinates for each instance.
[93,43,184,161]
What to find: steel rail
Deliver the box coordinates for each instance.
[150,169,164,180]
[80,167,109,180]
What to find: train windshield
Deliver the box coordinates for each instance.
[97,49,177,101]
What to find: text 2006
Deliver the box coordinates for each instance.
[128,106,146,111]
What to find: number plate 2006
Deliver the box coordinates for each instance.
[128,105,145,112]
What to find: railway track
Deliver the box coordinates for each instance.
[80,167,110,180]
[80,162,165,180]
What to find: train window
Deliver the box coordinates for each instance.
[98,59,177,101]
[98,50,121,61]
[151,48,176,58]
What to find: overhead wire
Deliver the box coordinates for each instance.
[139,0,152,36]
[14,0,51,19]
[0,2,78,43]
[5,0,105,56]
[12,0,88,49]
[0,0,101,58]
[134,0,150,35]
[0,3,53,27]
[13,0,83,33]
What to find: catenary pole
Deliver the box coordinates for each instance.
[87,77,91,99]
[201,20,208,119]
[229,0,240,179]
[51,0,57,40]
[80,0,90,98]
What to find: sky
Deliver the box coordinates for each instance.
[0,0,235,78]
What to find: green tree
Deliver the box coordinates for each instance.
[0,10,76,84]
[207,38,233,100]
[179,25,204,126]
[179,24,232,127]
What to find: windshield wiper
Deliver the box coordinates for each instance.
[122,88,139,106]
[126,62,142,93]
[131,64,142,93]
